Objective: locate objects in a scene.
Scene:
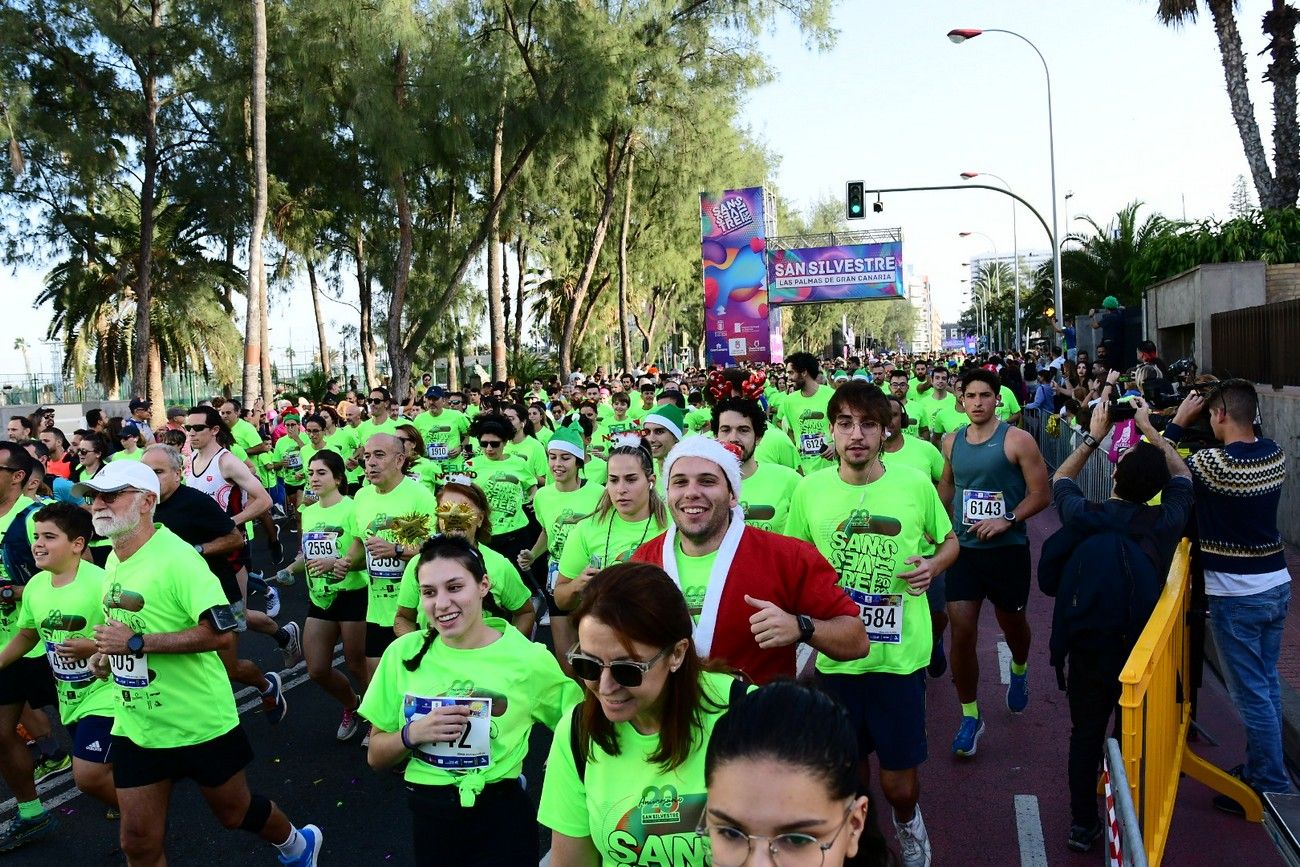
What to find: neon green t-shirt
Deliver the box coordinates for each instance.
[110,449,143,462]
[582,458,608,487]
[672,540,716,621]
[781,385,835,474]
[397,544,534,628]
[358,621,578,800]
[299,496,369,610]
[754,429,799,471]
[466,454,534,535]
[883,434,945,484]
[357,417,401,446]
[684,407,712,434]
[413,409,469,474]
[352,479,439,627]
[739,462,801,535]
[331,425,365,484]
[902,399,925,438]
[538,671,740,865]
[274,434,307,487]
[532,482,603,594]
[592,416,638,456]
[558,510,667,580]
[101,525,239,747]
[504,436,548,487]
[785,465,952,676]
[928,405,969,439]
[405,456,441,494]
[996,385,1023,422]
[917,391,956,431]
[0,497,38,656]
[230,418,263,455]
[16,560,117,722]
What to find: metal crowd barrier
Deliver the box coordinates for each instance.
[1024,408,1112,501]
[1116,540,1262,865]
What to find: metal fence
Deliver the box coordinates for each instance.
[1211,298,1300,386]
[1023,408,1112,501]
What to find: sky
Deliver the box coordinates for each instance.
[0,0,1273,379]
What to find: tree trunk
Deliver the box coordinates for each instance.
[244,0,269,410]
[355,229,377,388]
[1207,0,1280,206]
[487,99,506,382]
[559,127,633,379]
[259,269,272,409]
[1263,0,1300,206]
[446,347,459,390]
[131,2,162,401]
[616,148,635,374]
[307,259,331,377]
[512,234,526,353]
[386,48,416,396]
[147,338,165,428]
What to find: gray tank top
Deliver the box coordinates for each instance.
[951,422,1027,548]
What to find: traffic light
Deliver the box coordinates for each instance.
[1037,279,1055,318]
[846,181,865,220]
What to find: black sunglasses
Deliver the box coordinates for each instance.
[478,439,503,448]
[183,424,212,432]
[566,645,672,688]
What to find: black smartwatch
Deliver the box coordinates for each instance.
[0,586,14,605]
[1004,511,1018,525]
[126,633,146,657]
[797,615,815,644]
[394,544,405,558]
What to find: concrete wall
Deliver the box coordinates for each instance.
[0,403,132,436]
[1256,386,1300,548]
[1143,262,1267,372]
[1267,263,1300,303]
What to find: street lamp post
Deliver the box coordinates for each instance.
[962,171,1020,352]
[959,231,997,349]
[948,27,1063,333]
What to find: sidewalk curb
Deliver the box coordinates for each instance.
[1204,629,1300,773]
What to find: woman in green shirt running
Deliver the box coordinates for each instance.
[552,442,668,612]
[394,424,441,494]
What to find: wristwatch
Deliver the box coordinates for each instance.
[394,544,405,558]
[194,543,205,555]
[1004,512,1018,525]
[126,633,146,657]
[1081,433,1101,449]
[797,615,815,644]
[0,586,14,605]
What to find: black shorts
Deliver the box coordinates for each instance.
[113,725,253,789]
[0,656,57,708]
[307,587,368,623]
[819,670,928,771]
[67,714,115,764]
[925,571,947,613]
[945,544,1032,613]
[285,483,304,495]
[366,621,396,658]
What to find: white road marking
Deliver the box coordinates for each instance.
[539,852,551,867]
[1015,794,1049,867]
[997,639,1012,686]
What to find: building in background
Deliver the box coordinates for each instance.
[967,250,1052,287]
[908,275,941,353]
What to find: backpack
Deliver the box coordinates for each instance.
[568,675,749,784]
[1,501,42,587]
[1039,505,1165,686]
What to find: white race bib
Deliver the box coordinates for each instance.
[406,696,492,770]
[44,641,91,683]
[962,490,1005,525]
[284,450,303,470]
[427,442,449,461]
[366,549,404,581]
[110,652,150,690]
[302,531,338,561]
[799,432,825,457]
[848,589,903,645]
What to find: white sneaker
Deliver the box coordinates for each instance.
[265,586,282,618]
[893,805,932,867]
[280,621,303,668]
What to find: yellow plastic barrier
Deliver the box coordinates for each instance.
[1118,539,1263,865]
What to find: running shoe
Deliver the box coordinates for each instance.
[269,538,285,566]
[1007,669,1030,713]
[893,805,932,867]
[927,637,947,678]
[280,622,304,668]
[278,824,323,867]
[1067,821,1103,852]
[337,705,360,742]
[360,721,372,749]
[0,812,57,852]
[33,754,71,783]
[951,715,985,758]
[266,585,282,618]
[262,671,288,724]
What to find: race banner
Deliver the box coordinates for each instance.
[702,187,771,365]
[768,241,905,304]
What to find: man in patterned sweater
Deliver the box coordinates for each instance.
[1166,379,1293,813]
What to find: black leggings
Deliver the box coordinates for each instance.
[406,778,537,867]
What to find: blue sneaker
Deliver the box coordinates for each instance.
[0,812,57,852]
[262,671,288,724]
[952,715,985,757]
[1007,669,1030,713]
[278,824,323,866]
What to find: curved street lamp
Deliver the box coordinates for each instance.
[959,231,997,345]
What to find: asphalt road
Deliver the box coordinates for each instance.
[1,512,1285,865]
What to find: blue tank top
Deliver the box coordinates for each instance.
[951,422,1028,548]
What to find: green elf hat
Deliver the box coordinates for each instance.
[643,404,685,441]
[547,423,586,460]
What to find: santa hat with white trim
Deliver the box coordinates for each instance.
[661,435,742,495]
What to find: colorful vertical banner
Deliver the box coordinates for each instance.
[702,187,771,365]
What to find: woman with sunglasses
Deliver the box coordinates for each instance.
[466,414,537,569]
[317,406,359,494]
[394,423,440,494]
[700,680,870,867]
[360,535,577,866]
[393,483,537,639]
[539,562,746,865]
[70,433,109,484]
[552,442,667,613]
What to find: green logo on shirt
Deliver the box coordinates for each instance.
[829,516,904,595]
[605,790,707,864]
[40,611,87,632]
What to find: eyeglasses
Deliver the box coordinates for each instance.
[478,439,503,449]
[305,427,324,435]
[697,805,853,867]
[566,645,672,688]
[183,425,211,432]
[75,448,95,456]
[832,418,877,436]
[86,489,138,505]
[0,465,17,474]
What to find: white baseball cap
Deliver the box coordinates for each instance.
[71,460,161,499]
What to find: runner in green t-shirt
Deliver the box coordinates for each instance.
[393,424,441,494]
[784,381,956,865]
[888,369,927,439]
[500,405,548,487]
[554,444,668,612]
[782,352,836,475]
[274,449,369,743]
[350,386,402,477]
[1,503,117,812]
[591,394,639,460]
[361,536,577,864]
[916,368,957,437]
[996,383,1023,425]
[466,415,537,563]
[927,401,970,445]
[753,426,800,471]
[713,400,800,535]
[270,413,308,531]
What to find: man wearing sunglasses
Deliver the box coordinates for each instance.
[630,435,866,687]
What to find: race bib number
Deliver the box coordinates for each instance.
[848,589,903,644]
[962,490,1005,525]
[799,432,825,457]
[284,451,303,471]
[405,696,492,770]
[366,549,404,581]
[302,531,338,561]
[44,641,91,683]
[427,442,449,461]
[110,652,150,689]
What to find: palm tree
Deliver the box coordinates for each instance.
[13,339,30,380]
[1154,1,1299,208]
[1057,201,1168,310]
